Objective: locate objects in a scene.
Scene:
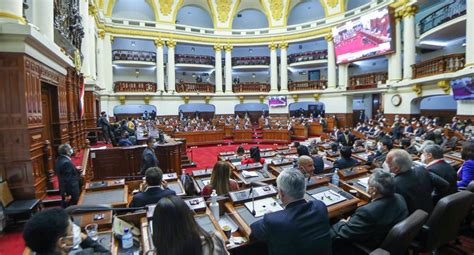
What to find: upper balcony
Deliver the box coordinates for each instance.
[288,80,327,92]
[114,81,157,93]
[412,54,465,79]
[233,82,270,93]
[176,82,215,93]
[348,72,388,90]
[175,54,215,71]
[112,50,156,67]
[232,56,270,71]
[288,50,328,68]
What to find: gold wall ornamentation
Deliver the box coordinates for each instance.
[279,42,288,49]
[324,33,333,42]
[292,94,299,102]
[327,0,339,8]
[259,95,266,103]
[216,0,233,23]
[411,84,422,97]
[183,96,190,104]
[214,44,222,51]
[166,40,177,48]
[269,0,284,20]
[144,96,151,104]
[204,96,211,104]
[224,44,233,52]
[98,29,106,39]
[238,96,245,103]
[159,0,174,16]
[106,0,116,16]
[0,12,26,24]
[119,96,126,104]
[437,80,451,95]
[110,35,115,42]
[400,5,418,18]
[313,93,321,101]
[268,43,278,51]
[154,39,165,47]
[88,4,98,16]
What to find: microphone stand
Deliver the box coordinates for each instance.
[248,184,256,216]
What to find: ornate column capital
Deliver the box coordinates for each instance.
[224,44,233,52]
[110,35,115,43]
[154,39,165,47]
[268,43,278,51]
[214,44,222,52]
[166,40,177,48]
[279,42,289,50]
[88,4,98,16]
[400,5,418,18]
[98,30,105,39]
[324,33,333,42]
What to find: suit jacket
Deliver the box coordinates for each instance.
[250,199,331,255]
[312,155,325,174]
[394,166,449,214]
[333,157,359,170]
[330,194,408,250]
[54,155,80,196]
[427,160,458,200]
[129,186,176,208]
[337,133,356,146]
[140,147,159,175]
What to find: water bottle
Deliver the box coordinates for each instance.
[210,189,220,220]
[332,168,340,186]
[122,227,133,250]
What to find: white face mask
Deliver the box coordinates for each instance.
[382,162,391,173]
[377,143,384,152]
[420,154,427,164]
[63,223,82,251]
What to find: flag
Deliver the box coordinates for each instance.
[79,82,85,118]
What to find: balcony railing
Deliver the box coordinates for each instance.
[176,54,215,65]
[288,80,327,91]
[114,81,157,92]
[349,72,387,90]
[112,50,156,62]
[176,82,215,93]
[233,82,270,93]
[412,54,465,79]
[419,0,466,35]
[288,50,328,64]
[232,56,270,66]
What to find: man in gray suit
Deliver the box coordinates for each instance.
[140,137,159,175]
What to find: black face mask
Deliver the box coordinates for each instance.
[344,131,349,135]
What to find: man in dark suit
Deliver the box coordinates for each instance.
[400,138,418,155]
[385,149,449,214]
[330,169,408,252]
[140,137,159,175]
[333,146,359,170]
[422,144,458,202]
[129,167,176,207]
[54,143,81,207]
[367,135,392,167]
[337,128,356,146]
[296,145,324,174]
[250,169,331,255]
[98,111,112,144]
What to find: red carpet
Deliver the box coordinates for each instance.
[0,229,24,255]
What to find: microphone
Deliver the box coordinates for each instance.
[65,205,147,215]
[249,185,256,216]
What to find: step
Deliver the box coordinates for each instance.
[47,189,60,196]
[182,162,197,168]
[42,198,62,208]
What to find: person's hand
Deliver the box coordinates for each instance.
[161,180,168,189]
[65,195,72,202]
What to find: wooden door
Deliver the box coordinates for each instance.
[41,87,53,143]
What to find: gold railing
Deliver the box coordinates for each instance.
[288,80,327,91]
[412,54,465,79]
[176,82,215,93]
[349,72,388,90]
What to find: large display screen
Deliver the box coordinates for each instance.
[332,7,394,64]
[268,96,287,107]
[452,77,474,100]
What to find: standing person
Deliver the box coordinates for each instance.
[98,111,112,144]
[201,161,239,196]
[54,144,81,207]
[152,196,229,255]
[140,137,159,175]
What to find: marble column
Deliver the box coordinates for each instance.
[279,42,289,91]
[338,64,348,89]
[103,34,114,92]
[32,0,54,40]
[389,13,403,81]
[269,43,278,91]
[214,44,223,93]
[224,44,233,93]
[325,33,337,89]
[96,31,105,89]
[166,40,176,92]
[155,39,165,92]
[0,0,24,24]
[402,5,418,79]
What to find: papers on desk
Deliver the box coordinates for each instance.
[232,161,242,166]
[357,177,370,190]
[218,213,239,233]
[244,197,283,218]
[311,190,347,207]
[242,170,259,178]
[202,179,211,186]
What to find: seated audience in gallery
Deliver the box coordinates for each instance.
[296,145,324,174]
[457,142,474,188]
[333,146,359,170]
[201,161,239,196]
[241,146,266,165]
[330,169,408,253]
[129,167,176,208]
[152,196,229,255]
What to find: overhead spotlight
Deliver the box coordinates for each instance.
[249,49,253,53]
[131,41,136,47]
[135,69,140,78]
[192,73,196,78]
[252,73,256,78]
[191,47,195,52]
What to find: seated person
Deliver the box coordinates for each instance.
[250,169,331,255]
[385,149,449,214]
[129,167,176,207]
[117,131,133,147]
[367,136,393,167]
[337,127,356,147]
[297,155,316,181]
[422,144,457,202]
[23,208,110,255]
[400,138,418,155]
[458,141,474,187]
[152,196,229,255]
[241,146,266,165]
[235,145,245,157]
[330,169,408,252]
[297,145,324,174]
[202,161,239,196]
[333,146,359,170]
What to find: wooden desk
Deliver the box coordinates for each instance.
[78,185,129,208]
[232,169,276,186]
[233,130,254,143]
[71,210,114,230]
[340,175,372,203]
[224,125,234,138]
[337,166,369,180]
[85,179,125,191]
[262,129,290,143]
[292,125,308,140]
[174,130,225,146]
[309,122,324,136]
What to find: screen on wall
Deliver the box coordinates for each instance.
[269,96,287,107]
[451,77,474,100]
[332,7,394,64]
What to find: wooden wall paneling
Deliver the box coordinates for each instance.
[84,91,97,128]
[327,113,354,128]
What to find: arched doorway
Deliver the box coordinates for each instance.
[234,103,269,124]
[178,103,216,121]
[288,102,325,117]
[113,104,157,120]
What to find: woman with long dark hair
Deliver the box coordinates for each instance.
[241,146,265,164]
[151,196,229,255]
[202,161,239,196]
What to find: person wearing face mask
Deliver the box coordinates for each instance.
[23,208,110,255]
[297,145,324,174]
[297,155,316,183]
[367,136,392,167]
[422,145,457,203]
[330,169,408,253]
[55,143,81,207]
[414,122,425,137]
[385,149,449,214]
[333,146,359,170]
[337,127,356,147]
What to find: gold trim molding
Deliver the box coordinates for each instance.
[0,12,26,24]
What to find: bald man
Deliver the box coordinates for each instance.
[298,155,315,178]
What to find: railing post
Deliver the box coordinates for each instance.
[43,140,55,190]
